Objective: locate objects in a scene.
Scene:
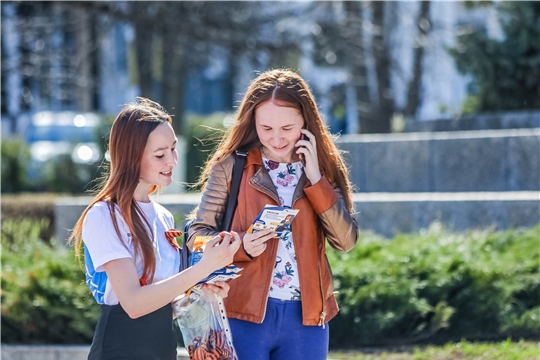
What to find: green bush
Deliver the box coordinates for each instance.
[328,224,540,347]
[1,218,99,344]
[3,218,538,346]
[184,112,230,188]
[1,194,57,244]
[1,137,32,193]
[40,154,104,194]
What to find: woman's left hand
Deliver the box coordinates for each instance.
[296,128,322,184]
[202,281,230,298]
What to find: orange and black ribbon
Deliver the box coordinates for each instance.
[164,229,183,251]
[139,229,183,286]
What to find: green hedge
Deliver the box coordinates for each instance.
[1,134,108,195]
[2,218,538,345]
[328,223,540,347]
[1,137,32,193]
[1,194,57,244]
[1,218,99,344]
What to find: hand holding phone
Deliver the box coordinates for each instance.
[299,125,308,166]
[297,126,322,184]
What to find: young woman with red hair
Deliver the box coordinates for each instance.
[189,69,359,360]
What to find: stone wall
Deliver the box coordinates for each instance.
[404,110,540,132]
[55,128,539,241]
[55,192,539,242]
[351,192,539,238]
[338,128,540,192]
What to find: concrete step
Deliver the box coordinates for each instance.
[55,191,539,242]
[1,345,189,360]
[338,128,540,192]
[351,191,539,237]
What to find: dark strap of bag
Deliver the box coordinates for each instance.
[180,150,248,271]
[222,149,248,232]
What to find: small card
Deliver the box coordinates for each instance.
[190,236,243,285]
[198,264,243,285]
[247,205,299,237]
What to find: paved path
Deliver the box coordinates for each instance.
[1,345,190,360]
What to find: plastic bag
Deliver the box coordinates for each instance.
[173,287,237,360]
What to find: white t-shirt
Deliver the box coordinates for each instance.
[82,200,180,305]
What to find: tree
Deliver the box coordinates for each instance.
[2,2,292,135]
[86,2,247,134]
[403,1,431,120]
[449,1,540,111]
[2,2,103,116]
[369,1,394,133]
[310,1,398,134]
[343,1,372,132]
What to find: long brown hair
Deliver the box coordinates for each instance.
[198,69,354,212]
[70,97,173,282]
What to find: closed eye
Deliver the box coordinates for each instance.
[262,127,293,131]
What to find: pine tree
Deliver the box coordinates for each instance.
[450,1,540,111]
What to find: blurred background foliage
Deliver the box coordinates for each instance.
[2,213,538,345]
[184,113,229,188]
[1,112,224,193]
[1,217,99,344]
[1,1,539,350]
[328,223,540,347]
[449,1,540,112]
[2,1,539,195]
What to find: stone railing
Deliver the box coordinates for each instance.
[54,128,539,240]
[337,128,539,192]
[55,191,539,241]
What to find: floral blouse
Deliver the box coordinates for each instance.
[262,156,304,301]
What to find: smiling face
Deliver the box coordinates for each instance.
[255,100,304,163]
[135,121,178,201]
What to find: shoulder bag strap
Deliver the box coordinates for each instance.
[222,149,248,232]
[179,150,247,272]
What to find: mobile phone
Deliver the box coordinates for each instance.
[300,125,308,166]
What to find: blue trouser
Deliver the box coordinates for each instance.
[229,298,329,360]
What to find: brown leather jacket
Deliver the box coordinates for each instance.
[188,148,358,326]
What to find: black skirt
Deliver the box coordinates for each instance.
[88,303,177,360]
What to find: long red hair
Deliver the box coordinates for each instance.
[197,69,354,212]
[70,98,173,282]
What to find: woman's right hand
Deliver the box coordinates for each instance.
[243,229,276,257]
[197,231,241,273]
[201,281,230,298]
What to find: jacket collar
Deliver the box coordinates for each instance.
[245,147,263,167]
[247,147,308,206]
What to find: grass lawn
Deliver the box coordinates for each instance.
[328,340,540,360]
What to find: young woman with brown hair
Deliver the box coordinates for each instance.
[70,98,240,360]
[189,69,359,359]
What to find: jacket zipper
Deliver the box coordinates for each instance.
[292,183,325,327]
[260,278,273,323]
[248,177,279,324]
[259,237,280,324]
[317,260,326,328]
